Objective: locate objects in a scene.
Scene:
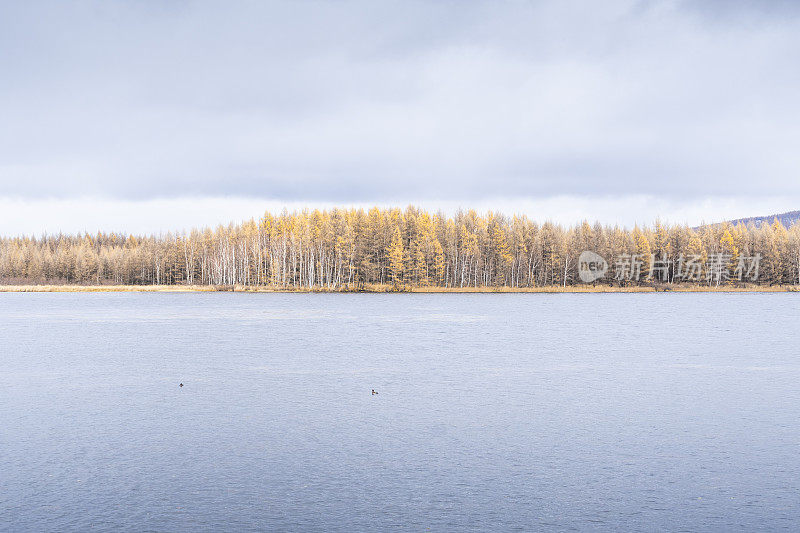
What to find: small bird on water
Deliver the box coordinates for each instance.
[179,383,184,388]
[371,389,378,395]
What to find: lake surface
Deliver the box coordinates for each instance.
[1,293,799,532]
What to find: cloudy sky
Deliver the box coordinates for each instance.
[2,0,799,234]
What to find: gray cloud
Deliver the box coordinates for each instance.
[2,0,800,202]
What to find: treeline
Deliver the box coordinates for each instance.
[1,206,800,288]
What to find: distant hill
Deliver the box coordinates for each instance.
[724,210,800,228]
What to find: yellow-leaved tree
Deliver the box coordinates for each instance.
[387,227,404,288]
[719,227,738,285]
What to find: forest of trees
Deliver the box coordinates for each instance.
[2,206,800,288]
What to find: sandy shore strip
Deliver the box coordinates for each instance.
[2,284,798,293]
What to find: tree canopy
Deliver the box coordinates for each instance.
[2,207,799,288]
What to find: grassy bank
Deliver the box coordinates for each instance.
[2,284,799,293]
[0,285,217,293]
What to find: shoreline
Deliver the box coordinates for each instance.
[1,284,798,293]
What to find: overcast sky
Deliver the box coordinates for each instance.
[2,0,800,234]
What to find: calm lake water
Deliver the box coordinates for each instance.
[1,292,799,532]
